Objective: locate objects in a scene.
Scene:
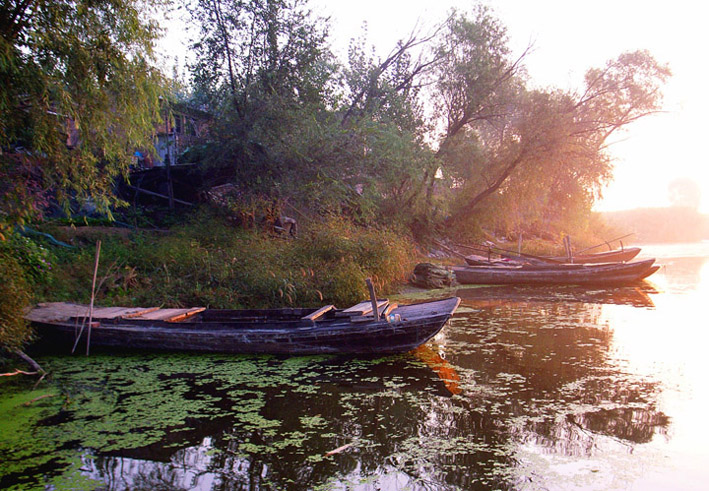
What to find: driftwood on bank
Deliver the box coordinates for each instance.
[411,263,457,289]
[13,349,45,374]
[1,368,39,377]
[2,349,48,387]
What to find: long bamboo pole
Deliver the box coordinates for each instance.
[86,240,101,356]
[432,239,468,260]
[453,242,564,264]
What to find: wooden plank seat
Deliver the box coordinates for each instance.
[337,299,389,318]
[347,300,392,323]
[301,305,335,321]
[131,307,206,322]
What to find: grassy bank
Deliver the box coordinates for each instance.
[0,211,418,366]
[27,212,417,310]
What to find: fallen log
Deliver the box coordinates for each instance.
[411,263,457,289]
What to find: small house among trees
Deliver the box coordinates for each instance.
[136,102,211,169]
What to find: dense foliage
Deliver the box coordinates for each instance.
[431,12,670,239]
[182,2,670,241]
[185,0,442,230]
[0,248,32,354]
[0,1,670,238]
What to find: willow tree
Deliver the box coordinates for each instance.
[0,0,166,366]
[0,0,167,234]
[432,8,671,236]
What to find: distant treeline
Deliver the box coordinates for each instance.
[603,208,709,243]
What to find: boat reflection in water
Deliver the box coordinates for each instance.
[2,244,709,490]
[412,345,461,395]
[455,283,657,308]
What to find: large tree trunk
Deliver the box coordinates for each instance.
[445,154,524,226]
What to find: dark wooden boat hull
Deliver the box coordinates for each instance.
[27,297,461,355]
[453,259,659,286]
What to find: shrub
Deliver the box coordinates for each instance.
[0,233,55,286]
[0,253,33,353]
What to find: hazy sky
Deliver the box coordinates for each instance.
[160,0,708,212]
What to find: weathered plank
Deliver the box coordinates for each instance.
[121,307,161,318]
[133,307,206,322]
[25,302,157,323]
[165,307,206,322]
[302,305,335,321]
[340,299,389,317]
[382,303,398,317]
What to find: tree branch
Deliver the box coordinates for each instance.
[211,0,240,114]
[0,0,34,41]
[445,150,526,225]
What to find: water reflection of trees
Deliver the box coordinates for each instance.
[69,354,518,490]
[447,303,670,459]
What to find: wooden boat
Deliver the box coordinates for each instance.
[25,297,461,356]
[467,246,643,266]
[545,247,642,264]
[453,258,659,286]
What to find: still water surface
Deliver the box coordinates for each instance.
[1,243,708,490]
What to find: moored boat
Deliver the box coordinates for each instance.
[466,246,643,266]
[25,297,461,356]
[453,258,659,286]
[545,246,642,264]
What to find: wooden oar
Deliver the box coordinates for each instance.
[573,233,635,255]
[453,242,564,265]
[432,239,468,260]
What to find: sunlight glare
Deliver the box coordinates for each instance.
[601,258,709,460]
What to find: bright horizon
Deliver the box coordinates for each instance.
[160,0,709,214]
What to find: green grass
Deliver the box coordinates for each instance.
[32,212,417,310]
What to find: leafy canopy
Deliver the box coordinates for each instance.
[430,8,671,236]
[0,0,167,233]
[187,0,440,226]
[185,2,670,239]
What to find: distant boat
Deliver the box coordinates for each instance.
[466,247,643,266]
[25,297,461,356]
[453,258,659,286]
[544,247,642,264]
